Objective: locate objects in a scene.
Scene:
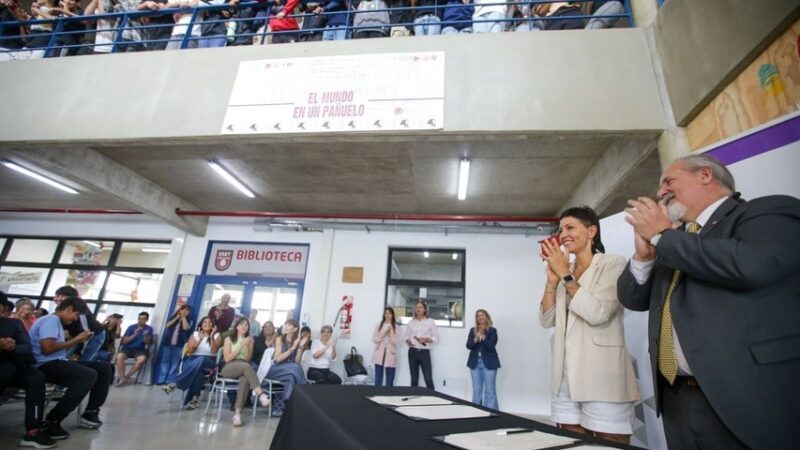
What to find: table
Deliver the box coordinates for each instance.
[269,385,642,450]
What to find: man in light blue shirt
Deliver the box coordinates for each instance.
[28,297,112,440]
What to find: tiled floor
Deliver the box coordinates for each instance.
[0,384,280,450]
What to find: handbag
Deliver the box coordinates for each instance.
[343,346,368,377]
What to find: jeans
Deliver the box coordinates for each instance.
[374,364,396,386]
[0,363,47,430]
[408,348,434,389]
[413,15,441,36]
[470,358,498,409]
[585,0,624,29]
[198,36,227,48]
[472,11,504,33]
[441,26,472,34]
[79,330,106,362]
[175,355,215,405]
[156,345,183,384]
[322,25,348,41]
[38,360,111,422]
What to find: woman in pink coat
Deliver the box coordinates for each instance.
[372,307,399,386]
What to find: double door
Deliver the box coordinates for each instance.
[195,276,302,331]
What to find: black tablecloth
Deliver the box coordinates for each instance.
[269,385,642,450]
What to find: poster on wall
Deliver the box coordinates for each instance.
[220,52,445,134]
[204,241,310,279]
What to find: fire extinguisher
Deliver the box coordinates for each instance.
[340,297,353,332]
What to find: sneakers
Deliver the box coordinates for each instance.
[186,397,200,410]
[162,383,176,395]
[258,393,271,408]
[44,421,69,440]
[20,429,57,448]
[79,411,103,429]
[232,413,242,427]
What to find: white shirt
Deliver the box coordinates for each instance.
[405,317,438,350]
[308,339,335,369]
[629,196,727,375]
[191,331,216,357]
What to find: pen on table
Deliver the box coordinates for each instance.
[496,429,535,436]
[401,396,420,401]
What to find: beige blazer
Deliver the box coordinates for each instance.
[372,322,399,367]
[539,252,640,403]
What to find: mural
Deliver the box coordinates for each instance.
[688,19,800,150]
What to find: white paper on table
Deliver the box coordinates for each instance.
[394,404,494,420]
[437,428,578,450]
[566,446,622,449]
[367,395,455,407]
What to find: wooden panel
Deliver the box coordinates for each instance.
[688,20,800,150]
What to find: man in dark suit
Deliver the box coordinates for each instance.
[618,154,800,450]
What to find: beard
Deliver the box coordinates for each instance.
[666,200,688,224]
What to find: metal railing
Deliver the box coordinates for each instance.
[0,0,631,58]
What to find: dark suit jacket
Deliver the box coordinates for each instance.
[466,327,500,370]
[618,195,800,449]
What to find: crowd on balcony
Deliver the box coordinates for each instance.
[1,0,625,58]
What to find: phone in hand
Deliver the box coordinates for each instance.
[539,233,561,259]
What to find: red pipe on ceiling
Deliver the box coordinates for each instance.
[0,208,142,214]
[174,209,559,223]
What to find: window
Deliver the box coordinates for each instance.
[0,236,171,316]
[385,248,466,327]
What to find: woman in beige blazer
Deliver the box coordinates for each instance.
[372,307,399,386]
[539,206,639,445]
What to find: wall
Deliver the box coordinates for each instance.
[687,19,800,150]
[0,29,664,143]
[653,0,800,125]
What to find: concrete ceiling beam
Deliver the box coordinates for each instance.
[6,148,208,236]
[558,138,657,216]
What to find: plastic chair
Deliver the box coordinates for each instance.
[252,347,285,419]
[204,348,241,420]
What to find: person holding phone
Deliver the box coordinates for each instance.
[405,300,437,389]
[372,307,398,386]
[539,206,639,445]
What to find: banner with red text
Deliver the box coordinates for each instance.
[221,52,445,134]
[203,241,309,279]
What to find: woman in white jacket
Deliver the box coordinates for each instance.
[539,206,639,445]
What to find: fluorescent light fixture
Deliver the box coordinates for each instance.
[457,158,470,200]
[423,251,430,258]
[452,253,458,260]
[208,160,255,198]
[82,240,101,248]
[142,248,170,253]
[2,160,79,195]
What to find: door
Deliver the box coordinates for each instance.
[195,276,304,329]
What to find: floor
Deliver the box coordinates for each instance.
[0,384,280,450]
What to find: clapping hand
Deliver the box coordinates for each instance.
[0,337,15,351]
[541,238,569,279]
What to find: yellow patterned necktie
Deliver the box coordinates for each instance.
[658,221,701,384]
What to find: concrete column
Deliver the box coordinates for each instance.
[630,0,659,28]
[657,126,691,169]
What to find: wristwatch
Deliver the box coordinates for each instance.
[562,274,575,284]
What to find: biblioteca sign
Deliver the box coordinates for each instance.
[204,242,309,279]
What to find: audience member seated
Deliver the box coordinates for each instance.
[11,297,37,331]
[0,292,56,449]
[441,0,473,34]
[251,321,276,365]
[29,296,111,440]
[156,304,193,385]
[0,0,31,60]
[164,316,219,409]
[115,311,154,386]
[413,0,441,36]
[266,319,307,400]
[269,0,300,43]
[351,0,389,39]
[584,0,623,29]
[306,325,341,384]
[472,0,505,33]
[54,286,106,362]
[532,1,584,31]
[220,318,270,426]
[299,325,312,352]
[95,314,122,364]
